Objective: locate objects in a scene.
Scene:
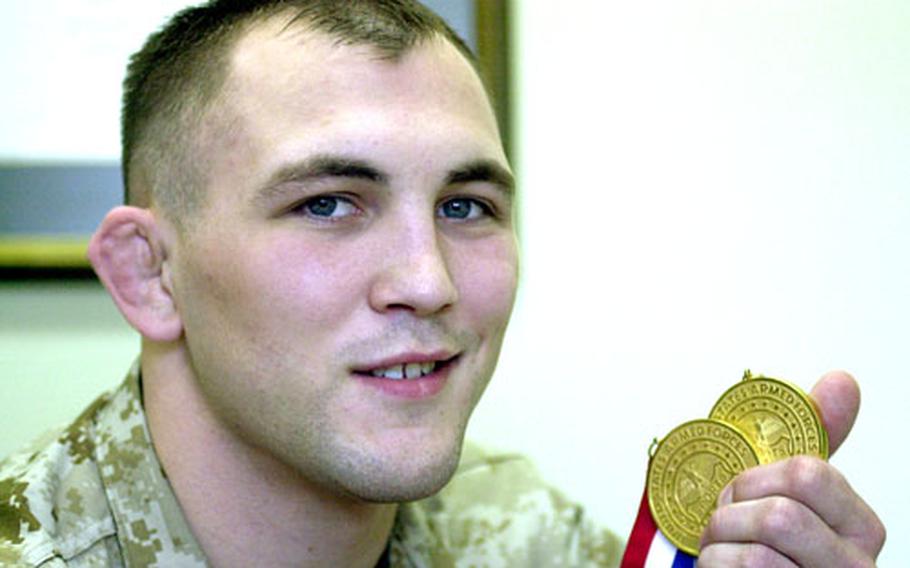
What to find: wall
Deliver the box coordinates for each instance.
[0,0,472,160]
[468,1,908,564]
[1,1,907,564]
[0,282,138,453]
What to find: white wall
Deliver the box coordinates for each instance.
[2,1,907,564]
[0,283,138,454]
[0,1,197,160]
[0,0,473,161]
[467,1,908,565]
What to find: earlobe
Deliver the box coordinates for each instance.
[87,206,183,342]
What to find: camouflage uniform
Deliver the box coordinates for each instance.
[1,363,622,567]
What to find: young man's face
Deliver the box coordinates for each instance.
[165,22,518,502]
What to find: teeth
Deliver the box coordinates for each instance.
[370,361,438,380]
[372,365,404,379]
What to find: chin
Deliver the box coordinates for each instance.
[330,436,465,504]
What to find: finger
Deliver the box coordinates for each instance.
[809,370,860,456]
[701,496,872,567]
[698,542,797,568]
[723,456,885,558]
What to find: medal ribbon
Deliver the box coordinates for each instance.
[621,484,696,568]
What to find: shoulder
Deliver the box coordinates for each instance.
[394,442,623,567]
[437,442,565,513]
[0,395,118,567]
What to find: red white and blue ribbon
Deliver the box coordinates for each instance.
[621,486,696,568]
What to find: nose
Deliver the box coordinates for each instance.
[368,221,459,316]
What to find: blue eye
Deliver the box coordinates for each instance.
[300,196,357,218]
[439,198,487,220]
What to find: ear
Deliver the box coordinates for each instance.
[87,206,183,342]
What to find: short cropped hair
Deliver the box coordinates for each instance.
[122,0,478,226]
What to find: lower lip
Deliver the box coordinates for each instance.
[354,365,452,400]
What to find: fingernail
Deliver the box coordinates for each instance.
[717,484,733,507]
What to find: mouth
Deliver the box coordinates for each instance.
[353,355,458,381]
[351,353,459,399]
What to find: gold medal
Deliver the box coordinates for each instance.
[647,419,761,556]
[709,371,828,462]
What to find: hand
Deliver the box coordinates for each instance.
[698,371,886,567]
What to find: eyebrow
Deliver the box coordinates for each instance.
[255,154,514,205]
[446,160,515,196]
[258,155,385,194]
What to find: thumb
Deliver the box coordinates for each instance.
[809,370,861,457]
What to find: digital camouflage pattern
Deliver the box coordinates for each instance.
[1,363,622,566]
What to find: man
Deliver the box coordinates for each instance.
[0,1,884,566]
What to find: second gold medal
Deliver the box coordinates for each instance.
[647,419,761,556]
[709,372,828,462]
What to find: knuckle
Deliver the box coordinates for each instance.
[696,544,719,566]
[845,555,877,568]
[783,455,827,493]
[876,521,887,549]
[740,543,781,567]
[757,497,801,541]
[702,506,725,542]
[868,517,887,554]
[728,470,748,495]
[700,543,792,568]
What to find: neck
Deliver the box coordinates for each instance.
[141,342,397,568]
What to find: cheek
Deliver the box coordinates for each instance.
[181,236,371,341]
[451,237,519,329]
[241,239,372,330]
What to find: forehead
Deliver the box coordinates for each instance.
[226,19,487,108]
[191,18,505,207]
[223,19,499,149]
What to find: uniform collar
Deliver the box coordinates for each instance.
[92,361,208,566]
